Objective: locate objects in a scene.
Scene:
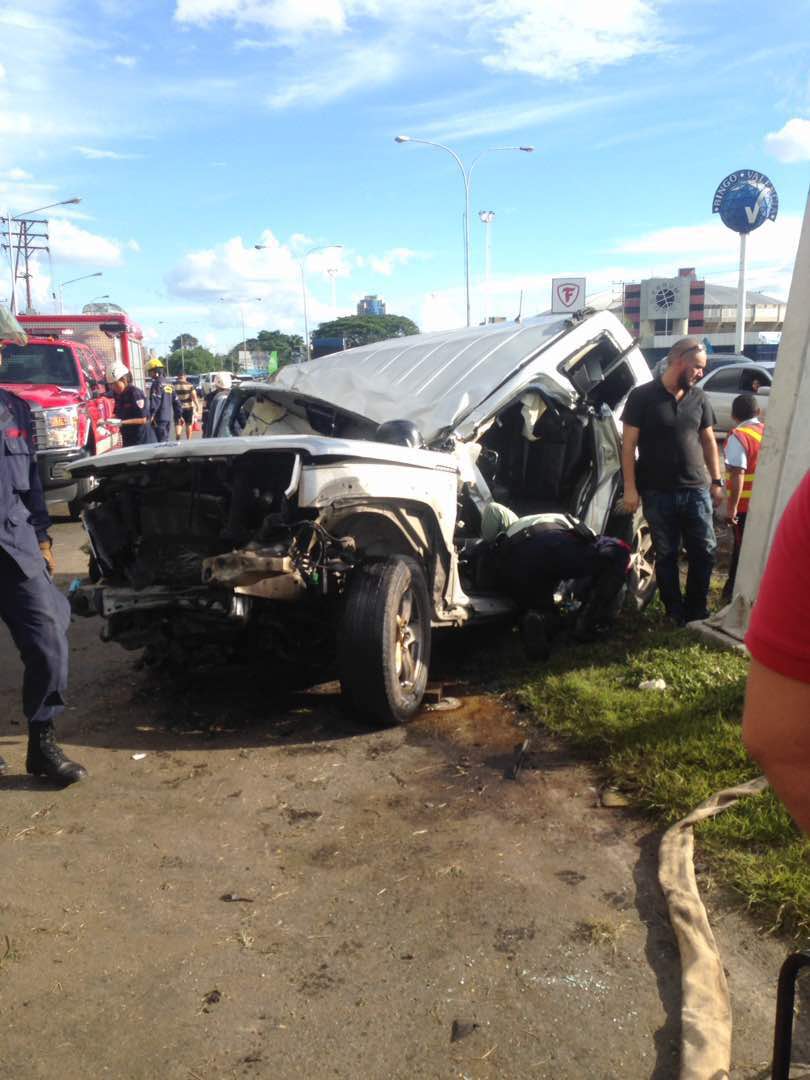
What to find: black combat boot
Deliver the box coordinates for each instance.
[26,724,88,786]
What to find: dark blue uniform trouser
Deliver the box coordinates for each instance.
[0,549,70,726]
[495,529,630,624]
[154,421,172,443]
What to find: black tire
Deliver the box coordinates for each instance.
[606,508,657,611]
[338,556,432,726]
[67,472,96,520]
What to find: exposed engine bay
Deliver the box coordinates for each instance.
[74,452,359,672]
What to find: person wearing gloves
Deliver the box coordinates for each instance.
[0,334,87,785]
[108,361,156,447]
[146,357,183,442]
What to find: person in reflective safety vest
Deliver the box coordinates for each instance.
[722,393,765,603]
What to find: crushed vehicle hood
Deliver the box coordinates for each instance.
[66,433,459,479]
[269,314,581,443]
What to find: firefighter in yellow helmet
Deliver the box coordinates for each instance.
[146,358,182,442]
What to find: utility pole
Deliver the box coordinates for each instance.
[0,216,50,313]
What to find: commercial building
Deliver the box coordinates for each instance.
[357,295,386,317]
[622,268,785,365]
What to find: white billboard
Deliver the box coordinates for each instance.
[551,278,586,313]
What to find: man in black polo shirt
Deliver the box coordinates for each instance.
[621,337,724,624]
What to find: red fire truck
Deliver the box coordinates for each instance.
[0,308,147,516]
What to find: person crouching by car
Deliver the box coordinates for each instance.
[108,361,156,447]
[721,393,765,604]
[480,501,631,660]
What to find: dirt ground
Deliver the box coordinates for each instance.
[0,509,804,1079]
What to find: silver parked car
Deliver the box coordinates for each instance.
[69,309,655,725]
[700,361,774,434]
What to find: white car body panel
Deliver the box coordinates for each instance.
[270,311,648,443]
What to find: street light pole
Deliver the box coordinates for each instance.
[57,271,102,314]
[395,137,533,328]
[478,210,495,325]
[253,242,342,362]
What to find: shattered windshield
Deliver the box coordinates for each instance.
[0,343,80,387]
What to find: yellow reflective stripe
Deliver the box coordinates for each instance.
[735,425,763,443]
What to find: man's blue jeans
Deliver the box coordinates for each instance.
[641,488,716,622]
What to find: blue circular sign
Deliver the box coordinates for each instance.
[712,170,779,235]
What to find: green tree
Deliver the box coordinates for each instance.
[225,329,304,368]
[312,314,419,350]
[165,345,223,376]
[170,333,199,353]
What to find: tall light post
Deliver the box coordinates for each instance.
[3,197,81,314]
[255,242,342,362]
[478,210,495,325]
[57,271,102,314]
[219,296,262,372]
[395,136,533,328]
[326,267,339,320]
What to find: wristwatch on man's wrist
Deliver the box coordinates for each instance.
[711,478,724,489]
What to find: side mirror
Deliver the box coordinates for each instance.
[757,386,771,397]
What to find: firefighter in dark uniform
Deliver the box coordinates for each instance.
[108,360,156,447]
[0,343,87,784]
[481,501,631,660]
[146,357,182,443]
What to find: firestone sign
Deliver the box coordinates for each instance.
[551,277,586,313]
[712,170,779,235]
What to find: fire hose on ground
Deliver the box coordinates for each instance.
[659,775,810,1080]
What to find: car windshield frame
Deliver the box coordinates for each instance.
[0,342,81,388]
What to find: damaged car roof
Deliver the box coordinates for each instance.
[271,314,578,442]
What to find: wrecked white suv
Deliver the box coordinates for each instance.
[69,310,654,725]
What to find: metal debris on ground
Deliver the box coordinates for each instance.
[638,678,667,691]
[600,787,631,808]
[423,696,462,712]
[450,1019,479,1043]
[220,892,255,903]
[507,738,531,780]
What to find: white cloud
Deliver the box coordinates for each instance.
[479,0,664,80]
[0,62,6,80]
[367,247,420,276]
[113,54,137,67]
[0,112,34,135]
[266,44,399,108]
[2,167,32,181]
[127,238,142,253]
[175,0,379,36]
[49,219,124,267]
[612,216,802,273]
[75,145,144,160]
[765,117,810,163]
[175,0,670,110]
[413,91,630,142]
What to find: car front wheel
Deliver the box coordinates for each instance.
[338,556,432,726]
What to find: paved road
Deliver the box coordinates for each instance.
[0,506,798,1079]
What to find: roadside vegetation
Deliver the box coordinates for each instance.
[450,602,810,938]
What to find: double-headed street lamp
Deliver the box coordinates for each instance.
[394,136,533,327]
[57,271,102,314]
[254,242,342,361]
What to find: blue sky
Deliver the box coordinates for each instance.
[1,0,809,353]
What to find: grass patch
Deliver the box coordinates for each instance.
[447,601,810,938]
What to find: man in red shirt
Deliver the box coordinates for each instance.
[743,469,810,834]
